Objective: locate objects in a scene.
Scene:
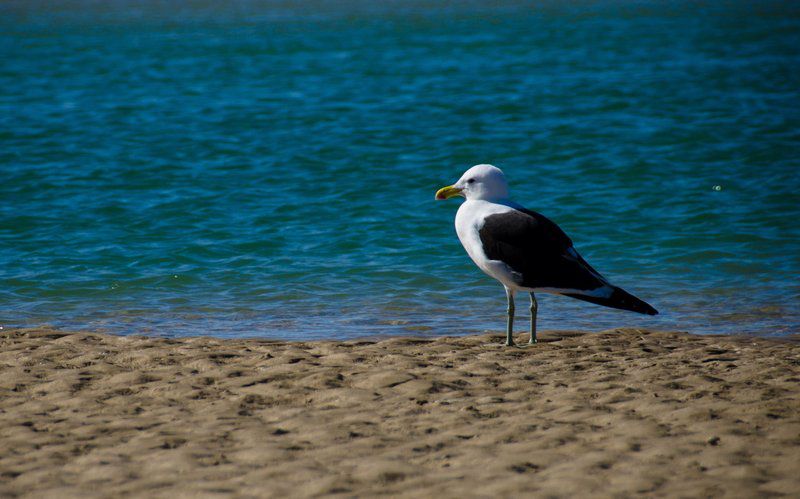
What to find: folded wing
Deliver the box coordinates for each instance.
[478,208,657,315]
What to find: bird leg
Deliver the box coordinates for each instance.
[529,292,538,344]
[505,288,515,346]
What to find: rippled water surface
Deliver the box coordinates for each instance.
[2,1,799,339]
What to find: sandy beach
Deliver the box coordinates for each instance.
[1,328,798,498]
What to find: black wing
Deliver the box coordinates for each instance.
[478,208,607,292]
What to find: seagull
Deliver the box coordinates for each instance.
[435,164,657,347]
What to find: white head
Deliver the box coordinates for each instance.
[435,164,510,202]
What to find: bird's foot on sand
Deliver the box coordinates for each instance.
[511,334,538,348]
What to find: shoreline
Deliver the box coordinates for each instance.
[1,327,798,497]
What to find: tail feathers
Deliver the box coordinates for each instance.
[562,286,658,316]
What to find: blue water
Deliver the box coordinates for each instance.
[2,1,799,339]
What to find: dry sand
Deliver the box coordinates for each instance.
[0,327,798,498]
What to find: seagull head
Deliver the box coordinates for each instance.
[435,164,510,202]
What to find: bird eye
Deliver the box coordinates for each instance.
[467,178,475,184]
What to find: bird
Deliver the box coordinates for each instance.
[435,164,657,347]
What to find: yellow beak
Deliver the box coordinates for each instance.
[435,185,463,200]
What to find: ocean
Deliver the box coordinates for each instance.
[2,1,799,339]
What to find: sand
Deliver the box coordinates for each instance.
[0,327,798,498]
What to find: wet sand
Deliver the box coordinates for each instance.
[1,328,798,498]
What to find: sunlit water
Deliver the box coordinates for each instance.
[2,1,799,339]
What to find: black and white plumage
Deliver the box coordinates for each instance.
[435,164,657,347]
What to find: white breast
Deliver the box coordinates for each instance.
[454,200,522,289]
